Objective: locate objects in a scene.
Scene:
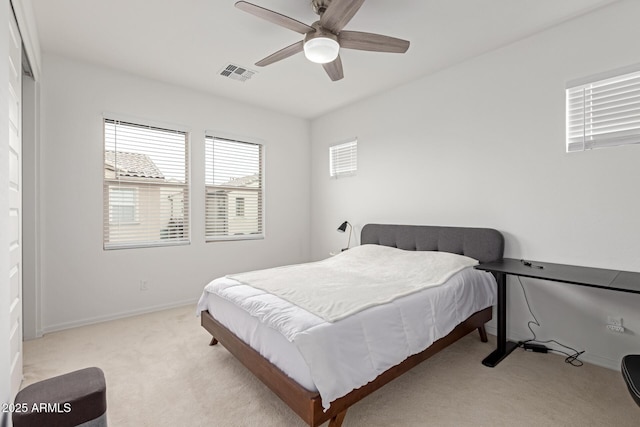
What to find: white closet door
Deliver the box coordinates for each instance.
[7,10,23,400]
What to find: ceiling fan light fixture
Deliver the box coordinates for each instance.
[304,36,339,64]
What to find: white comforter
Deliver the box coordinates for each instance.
[228,245,478,322]
[197,248,496,409]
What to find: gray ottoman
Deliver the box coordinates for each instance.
[13,367,107,427]
[622,355,640,407]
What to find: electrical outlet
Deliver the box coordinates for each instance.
[607,316,623,327]
[140,280,149,291]
[607,324,625,333]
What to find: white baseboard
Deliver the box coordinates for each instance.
[484,324,619,371]
[41,298,197,334]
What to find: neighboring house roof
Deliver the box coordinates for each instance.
[105,150,165,180]
[222,173,260,187]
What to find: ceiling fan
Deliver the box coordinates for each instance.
[235,0,410,81]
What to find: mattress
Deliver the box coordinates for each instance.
[198,266,497,407]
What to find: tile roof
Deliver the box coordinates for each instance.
[105,151,165,180]
[223,173,260,187]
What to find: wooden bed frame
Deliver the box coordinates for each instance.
[200,224,504,426]
[201,307,491,427]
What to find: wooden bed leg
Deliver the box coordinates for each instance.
[209,337,218,346]
[478,326,488,343]
[328,409,347,427]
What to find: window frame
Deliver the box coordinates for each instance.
[205,132,265,242]
[103,116,191,250]
[566,63,640,152]
[329,138,358,178]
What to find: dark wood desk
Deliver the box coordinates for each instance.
[475,258,640,367]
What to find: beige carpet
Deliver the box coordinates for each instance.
[23,305,637,426]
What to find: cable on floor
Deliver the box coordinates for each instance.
[516,276,585,367]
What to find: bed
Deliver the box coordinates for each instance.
[199,224,504,426]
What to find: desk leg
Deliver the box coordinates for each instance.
[482,272,518,367]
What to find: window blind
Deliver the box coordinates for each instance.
[103,118,189,249]
[205,136,263,241]
[329,139,357,177]
[566,68,640,152]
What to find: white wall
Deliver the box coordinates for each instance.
[39,54,311,332]
[310,0,640,370]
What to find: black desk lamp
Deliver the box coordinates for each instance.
[337,221,352,251]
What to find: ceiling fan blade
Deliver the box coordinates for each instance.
[339,31,410,53]
[235,1,314,35]
[320,0,365,33]
[255,41,304,67]
[322,55,344,81]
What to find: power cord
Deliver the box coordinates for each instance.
[516,276,585,367]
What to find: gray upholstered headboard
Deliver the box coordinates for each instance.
[361,224,504,263]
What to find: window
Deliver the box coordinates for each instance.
[330,139,357,177]
[205,136,263,241]
[566,65,640,152]
[109,188,137,223]
[103,118,189,249]
[235,197,245,217]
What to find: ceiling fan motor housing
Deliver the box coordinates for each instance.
[312,0,332,15]
[305,22,338,42]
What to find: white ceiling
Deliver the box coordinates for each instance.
[31,0,617,119]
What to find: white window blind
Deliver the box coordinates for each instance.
[329,139,357,178]
[566,67,640,152]
[205,136,263,241]
[103,118,189,249]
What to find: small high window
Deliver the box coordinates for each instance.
[566,65,640,152]
[329,139,357,178]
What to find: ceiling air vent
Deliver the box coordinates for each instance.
[219,63,257,82]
